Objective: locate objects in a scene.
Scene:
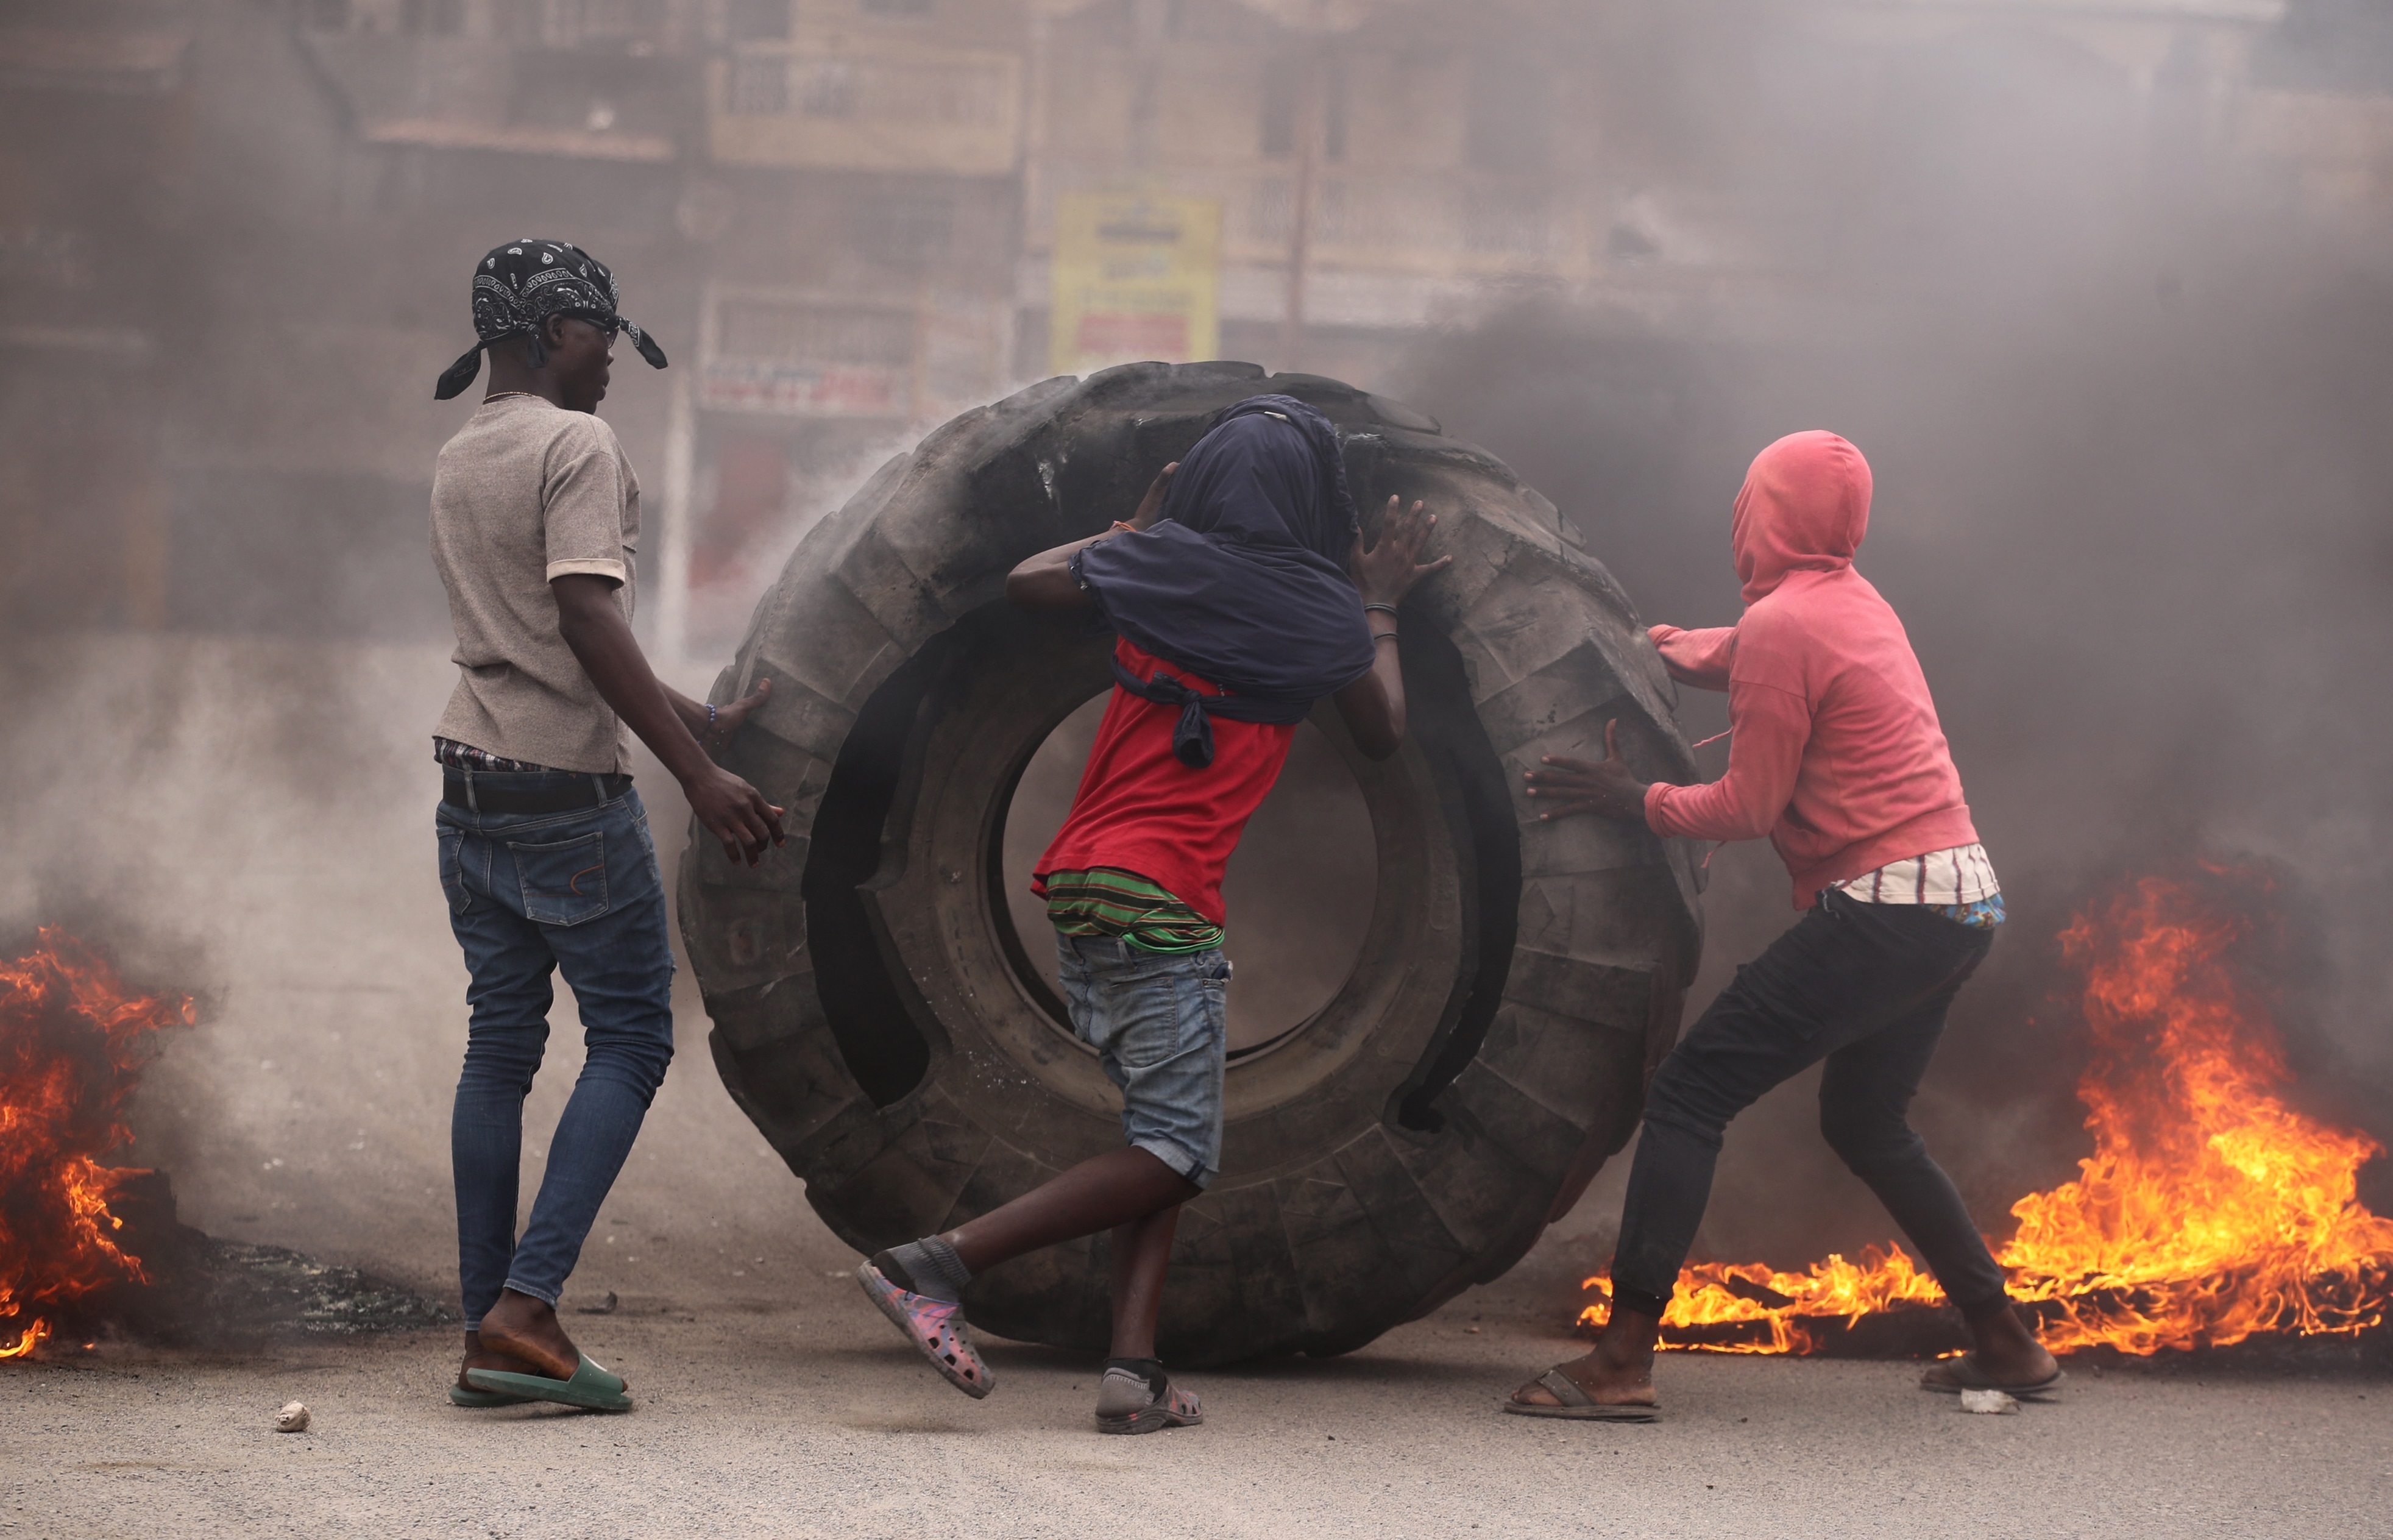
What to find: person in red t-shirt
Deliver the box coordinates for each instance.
[855,396,1447,1433]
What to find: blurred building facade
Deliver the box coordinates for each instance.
[3,0,2388,648]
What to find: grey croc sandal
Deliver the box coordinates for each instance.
[1094,1357,1203,1435]
[1500,1368,1660,1422]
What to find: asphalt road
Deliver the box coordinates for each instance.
[6,1262,2389,1540]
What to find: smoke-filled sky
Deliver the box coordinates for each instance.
[1391,0,2393,1264]
[3,0,2389,1288]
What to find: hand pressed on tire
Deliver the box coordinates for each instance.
[686,764,784,867]
[678,675,773,758]
[676,676,785,863]
[1002,461,1182,609]
[1333,497,1451,760]
[1347,495,1449,607]
[1126,460,1179,531]
[1524,719,1651,824]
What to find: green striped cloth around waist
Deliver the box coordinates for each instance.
[1043,867,1224,954]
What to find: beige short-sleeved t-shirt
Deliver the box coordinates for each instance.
[430,395,639,773]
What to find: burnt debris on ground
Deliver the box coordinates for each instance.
[43,1171,452,1351]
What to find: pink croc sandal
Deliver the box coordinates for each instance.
[857,1260,994,1399]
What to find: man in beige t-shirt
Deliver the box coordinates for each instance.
[430,394,645,772]
[425,240,783,1416]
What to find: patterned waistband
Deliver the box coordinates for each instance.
[1937,893,2007,931]
[434,736,558,775]
[1044,868,1225,954]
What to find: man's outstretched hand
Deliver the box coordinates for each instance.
[1349,497,1452,607]
[1524,720,1650,824]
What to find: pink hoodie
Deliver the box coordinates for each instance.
[1642,431,1979,908]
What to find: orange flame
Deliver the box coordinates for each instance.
[1,928,192,1356]
[1578,870,2393,1355]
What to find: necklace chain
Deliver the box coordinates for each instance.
[482,390,540,405]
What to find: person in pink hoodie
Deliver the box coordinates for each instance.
[1503,430,2060,1421]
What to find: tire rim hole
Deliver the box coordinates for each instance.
[999,692,1378,1061]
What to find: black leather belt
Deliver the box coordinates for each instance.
[442,772,631,815]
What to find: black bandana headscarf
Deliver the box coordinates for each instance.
[433,239,668,401]
[1069,394,1376,766]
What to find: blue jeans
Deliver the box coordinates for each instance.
[1611,888,2011,1320]
[436,778,676,1327]
[1055,933,1230,1189]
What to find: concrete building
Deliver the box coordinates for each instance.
[2,0,2386,651]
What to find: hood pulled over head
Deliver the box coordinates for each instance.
[1068,393,1374,708]
[1155,393,1360,569]
[1731,430,1873,603]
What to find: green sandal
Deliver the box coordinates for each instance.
[464,1353,634,1413]
[447,1382,531,1408]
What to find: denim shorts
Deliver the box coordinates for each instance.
[1055,932,1230,1190]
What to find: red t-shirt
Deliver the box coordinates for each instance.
[1032,639,1297,928]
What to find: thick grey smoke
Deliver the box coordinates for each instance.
[4,0,2386,1300]
[1392,0,2393,1267]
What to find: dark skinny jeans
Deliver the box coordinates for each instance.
[436,779,677,1329]
[1611,887,2012,1321]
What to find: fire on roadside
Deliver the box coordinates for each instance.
[1579,868,2393,1356]
[1,929,193,1358]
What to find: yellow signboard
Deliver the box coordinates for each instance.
[1049,191,1221,375]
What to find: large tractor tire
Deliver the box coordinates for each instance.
[679,363,1704,1366]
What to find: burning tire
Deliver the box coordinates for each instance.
[678,362,1704,1365]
